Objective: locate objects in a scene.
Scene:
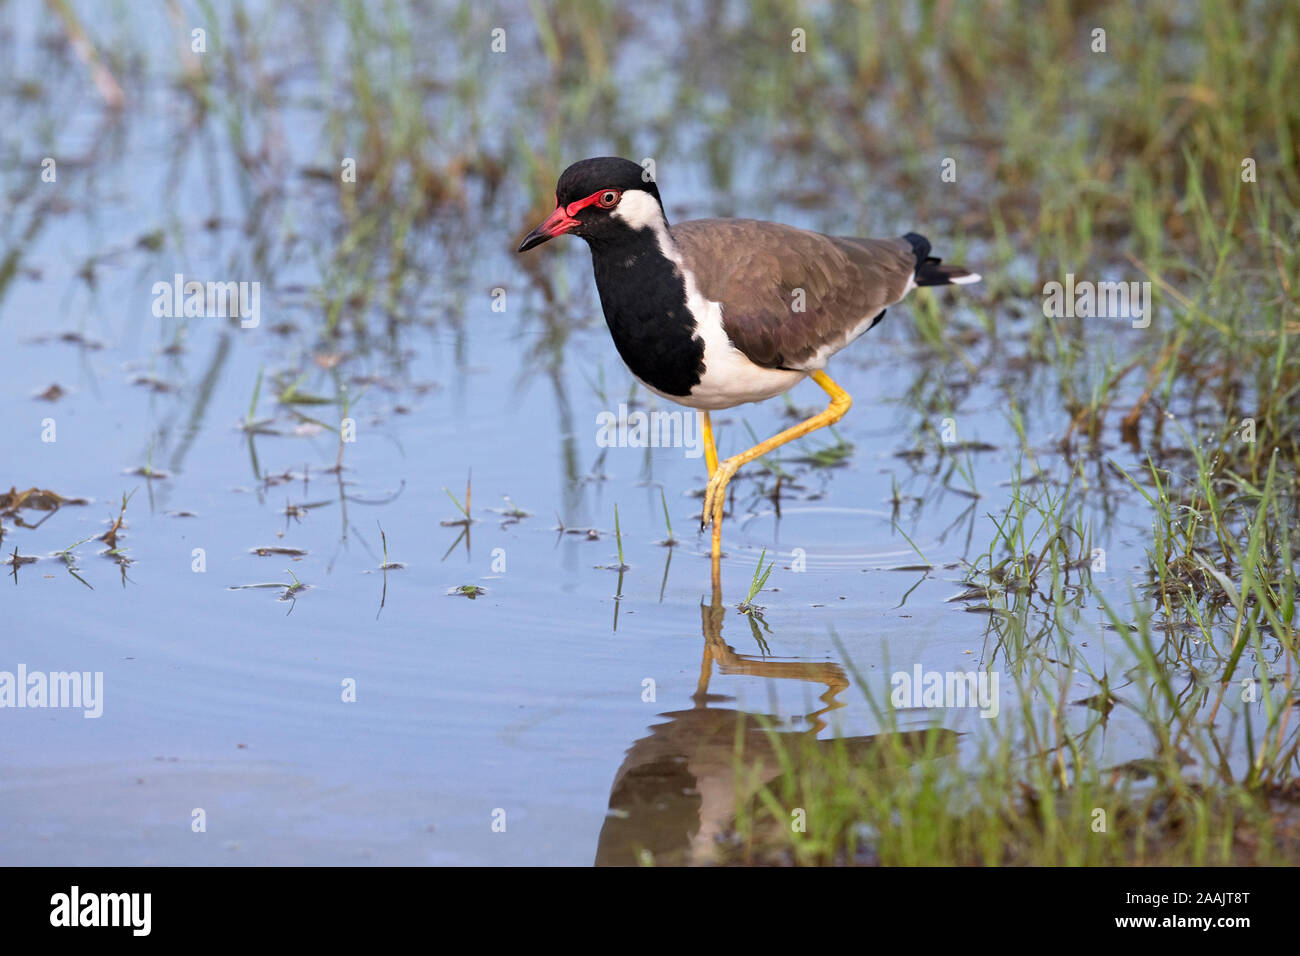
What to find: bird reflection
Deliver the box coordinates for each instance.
[595,583,958,866]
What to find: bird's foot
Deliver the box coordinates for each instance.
[700,458,739,532]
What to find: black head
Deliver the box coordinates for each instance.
[517,157,665,252]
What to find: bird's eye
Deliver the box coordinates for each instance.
[597,190,621,208]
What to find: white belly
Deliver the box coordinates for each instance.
[678,297,806,410]
[682,350,805,410]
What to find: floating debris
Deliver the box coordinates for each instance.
[1,487,89,531]
[125,466,169,479]
[99,490,136,550]
[130,375,179,393]
[34,383,66,401]
[28,332,105,350]
[0,487,89,514]
[229,570,309,603]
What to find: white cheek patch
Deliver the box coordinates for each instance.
[611,190,667,231]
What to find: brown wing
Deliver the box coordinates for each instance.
[671,219,917,370]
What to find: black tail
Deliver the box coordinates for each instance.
[903,231,981,287]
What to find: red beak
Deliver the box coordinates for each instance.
[518,206,579,252]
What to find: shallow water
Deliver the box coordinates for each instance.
[0,1,1280,865]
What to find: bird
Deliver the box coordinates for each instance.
[517,157,980,581]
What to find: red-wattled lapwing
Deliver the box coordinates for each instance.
[518,157,980,581]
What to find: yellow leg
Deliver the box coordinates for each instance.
[701,370,853,567]
[699,410,719,478]
[700,410,723,590]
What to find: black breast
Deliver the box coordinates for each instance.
[588,236,705,398]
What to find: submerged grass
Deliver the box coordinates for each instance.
[733,431,1296,864]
